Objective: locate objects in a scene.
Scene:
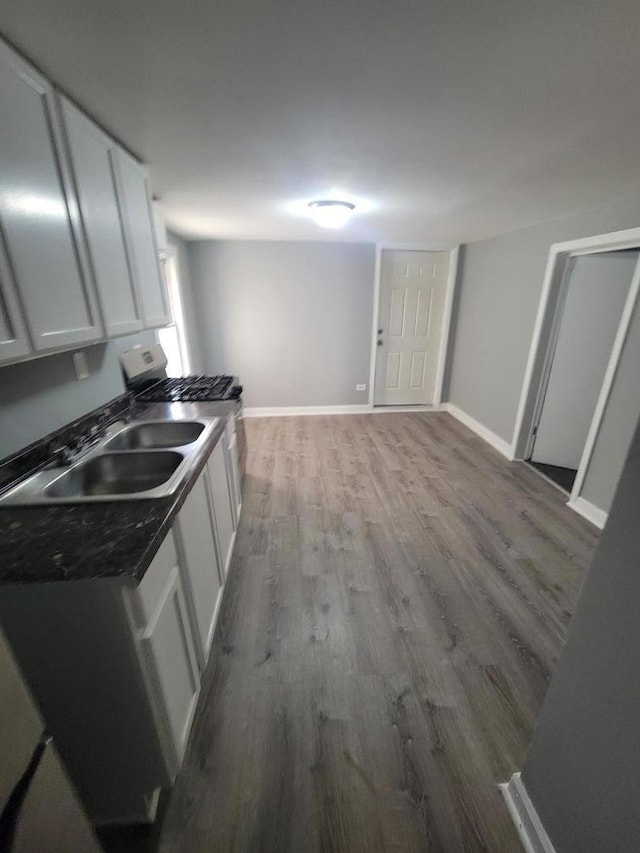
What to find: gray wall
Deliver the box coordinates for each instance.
[446,195,640,444]
[0,331,154,458]
[521,410,640,853]
[582,280,640,513]
[187,240,376,408]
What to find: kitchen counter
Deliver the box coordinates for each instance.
[0,400,236,585]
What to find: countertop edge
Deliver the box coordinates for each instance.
[0,401,236,586]
[125,413,229,584]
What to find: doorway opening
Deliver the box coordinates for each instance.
[512,226,640,527]
[526,251,638,493]
[528,460,577,493]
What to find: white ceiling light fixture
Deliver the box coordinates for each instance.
[308,199,356,229]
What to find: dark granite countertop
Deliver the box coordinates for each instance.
[0,400,236,586]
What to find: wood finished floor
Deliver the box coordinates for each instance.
[158,412,598,853]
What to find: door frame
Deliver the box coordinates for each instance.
[368,243,460,408]
[511,226,640,522]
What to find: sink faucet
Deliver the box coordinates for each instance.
[54,424,106,467]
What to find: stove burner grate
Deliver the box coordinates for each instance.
[135,375,238,402]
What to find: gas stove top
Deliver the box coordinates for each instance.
[135,375,242,403]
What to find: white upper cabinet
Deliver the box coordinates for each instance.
[112,148,171,329]
[59,97,143,338]
[0,237,32,362]
[0,42,103,352]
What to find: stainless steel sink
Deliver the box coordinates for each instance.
[44,451,183,498]
[0,416,220,505]
[104,421,205,450]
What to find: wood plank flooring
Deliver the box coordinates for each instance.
[157,412,598,853]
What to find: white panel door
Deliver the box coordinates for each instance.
[173,471,223,667]
[531,253,635,469]
[59,97,143,338]
[374,250,448,405]
[112,148,171,329]
[0,42,102,352]
[0,238,32,362]
[206,441,236,579]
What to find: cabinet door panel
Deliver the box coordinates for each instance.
[60,97,143,338]
[112,148,170,329]
[226,432,242,529]
[207,440,236,579]
[174,472,222,666]
[0,237,31,362]
[0,43,102,350]
[141,568,199,765]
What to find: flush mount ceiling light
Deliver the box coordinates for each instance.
[308,199,356,229]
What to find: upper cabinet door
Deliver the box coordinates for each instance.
[0,236,32,362]
[0,42,103,352]
[112,148,171,329]
[59,97,143,338]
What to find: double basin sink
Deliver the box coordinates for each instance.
[0,418,219,506]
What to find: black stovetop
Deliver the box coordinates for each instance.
[134,375,241,403]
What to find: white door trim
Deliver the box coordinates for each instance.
[500,773,557,853]
[510,226,640,519]
[521,254,574,462]
[567,254,640,507]
[434,245,460,406]
[567,495,608,529]
[368,243,460,408]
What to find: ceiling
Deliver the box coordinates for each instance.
[2,0,640,245]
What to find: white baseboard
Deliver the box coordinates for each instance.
[444,403,514,460]
[500,773,556,853]
[243,404,371,418]
[567,495,608,530]
[242,404,445,418]
[371,404,444,414]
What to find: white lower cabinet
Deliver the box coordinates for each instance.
[132,532,200,769]
[224,418,243,528]
[207,439,237,580]
[0,425,241,825]
[173,469,223,669]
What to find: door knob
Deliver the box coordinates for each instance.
[377,339,383,346]
[377,328,383,334]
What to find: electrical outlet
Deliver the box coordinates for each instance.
[356,384,367,391]
[73,350,90,380]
